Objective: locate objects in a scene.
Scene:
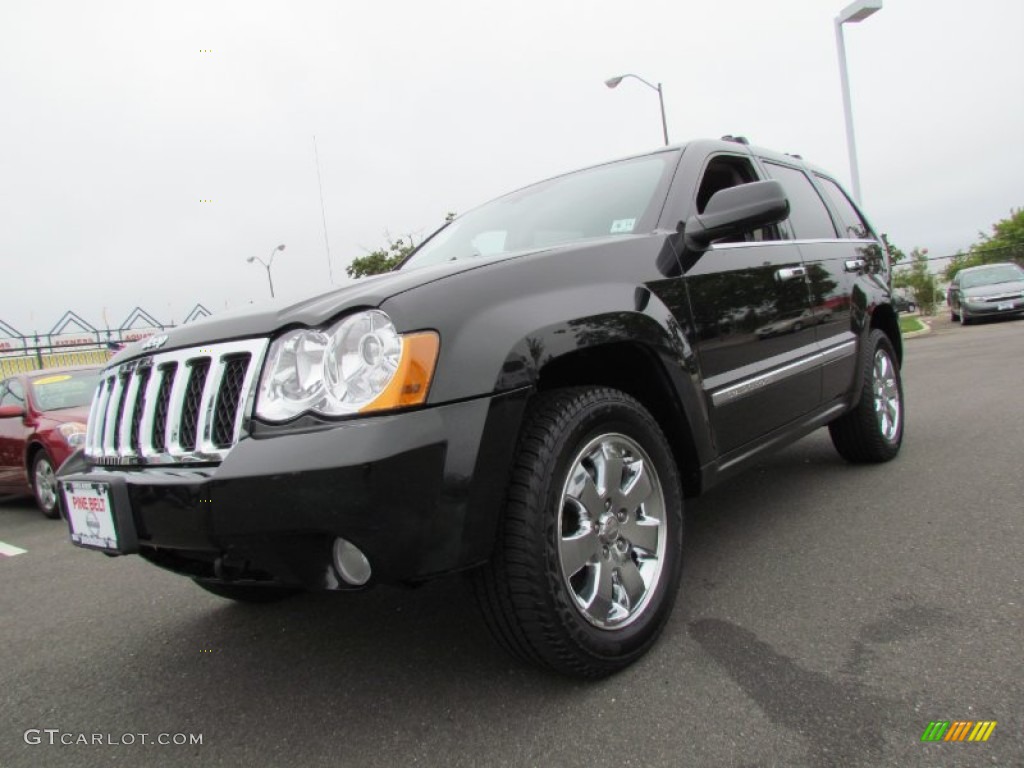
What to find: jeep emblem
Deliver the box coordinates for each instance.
[142,334,168,351]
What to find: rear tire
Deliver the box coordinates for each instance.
[194,580,300,603]
[32,453,60,519]
[470,387,684,678]
[829,330,904,463]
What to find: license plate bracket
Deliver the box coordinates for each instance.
[61,477,139,554]
[997,301,1014,311]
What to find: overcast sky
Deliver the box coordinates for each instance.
[1,0,1021,336]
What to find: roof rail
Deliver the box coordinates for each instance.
[721,135,749,145]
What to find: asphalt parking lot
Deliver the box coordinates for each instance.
[2,315,1022,768]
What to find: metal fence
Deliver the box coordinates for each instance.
[0,304,211,379]
[0,346,115,378]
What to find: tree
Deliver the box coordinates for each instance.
[893,247,938,315]
[345,212,457,279]
[880,233,906,265]
[944,208,1024,281]
[345,237,412,278]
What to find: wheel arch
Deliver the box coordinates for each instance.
[870,303,902,366]
[25,440,49,477]
[534,339,705,498]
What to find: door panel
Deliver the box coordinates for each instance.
[796,241,860,402]
[803,174,890,402]
[680,241,820,453]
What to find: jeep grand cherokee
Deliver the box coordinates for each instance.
[59,137,904,678]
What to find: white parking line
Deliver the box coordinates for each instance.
[0,541,28,557]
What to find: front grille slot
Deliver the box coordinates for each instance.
[151,364,177,454]
[213,355,251,448]
[84,338,267,465]
[111,372,131,451]
[128,366,151,453]
[178,360,210,451]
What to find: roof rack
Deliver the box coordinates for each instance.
[721,135,749,145]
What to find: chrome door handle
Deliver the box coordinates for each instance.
[844,259,866,272]
[775,267,806,281]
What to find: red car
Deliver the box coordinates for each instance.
[0,366,100,517]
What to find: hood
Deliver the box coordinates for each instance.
[110,253,526,364]
[964,279,1024,299]
[39,406,90,425]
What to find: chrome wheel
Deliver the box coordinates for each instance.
[872,350,901,442]
[472,387,684,677]
[34,456,57,513]
[557,433,667,629]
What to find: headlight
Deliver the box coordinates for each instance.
[58,422,87,446]
[255,310,440,423]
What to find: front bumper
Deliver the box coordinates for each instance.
[962,297,1024,319]
[58,389,528,589]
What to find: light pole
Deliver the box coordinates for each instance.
[247,244,285,298]
[604,74,669,146]
[835,0,882,204]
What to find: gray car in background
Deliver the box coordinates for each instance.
[948,262,1024,325]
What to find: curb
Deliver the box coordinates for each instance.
[903,316,933,339]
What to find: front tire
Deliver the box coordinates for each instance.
[960,308,971,326]
[32,453,60,519]
[194,580,300,603]
[828,329,904,463]
[470,387,684,678]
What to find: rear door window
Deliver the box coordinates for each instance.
[762,162,837,240]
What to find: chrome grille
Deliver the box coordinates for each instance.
[85,339,268,464]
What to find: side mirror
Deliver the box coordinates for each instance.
[683,180,789,252]
[0,405,25,418]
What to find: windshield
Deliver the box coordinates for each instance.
[402,152,677,270]
[961,264,1024,288]
[30,370,100,411]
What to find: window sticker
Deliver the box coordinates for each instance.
[610,218,636,234]
[33,375,72,386]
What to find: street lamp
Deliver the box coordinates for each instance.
[835,0,882,204]
[247,244,286,298]
[604,73,669,146]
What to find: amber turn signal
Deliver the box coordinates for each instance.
[360,331,440,413]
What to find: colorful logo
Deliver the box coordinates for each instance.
[921,721,997,742]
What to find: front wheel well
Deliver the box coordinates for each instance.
[25,442,47,475]
[535,342,702,497]
[871,304,903,365]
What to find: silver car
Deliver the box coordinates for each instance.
[948,262,1024,325]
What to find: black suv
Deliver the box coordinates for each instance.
[59,138,904,678]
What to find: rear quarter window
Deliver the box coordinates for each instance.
[815,175,872,239]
